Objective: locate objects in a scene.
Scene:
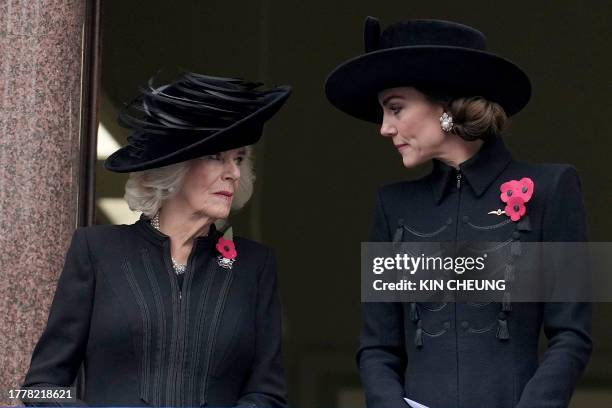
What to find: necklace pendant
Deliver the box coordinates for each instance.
[171,257,187,275]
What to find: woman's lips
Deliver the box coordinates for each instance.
[395,143,409,151]
[214,191,234,200]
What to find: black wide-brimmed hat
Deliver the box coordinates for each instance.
[104,72,291,173]
[325,17,531,123]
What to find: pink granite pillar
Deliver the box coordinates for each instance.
[0,0,88,403]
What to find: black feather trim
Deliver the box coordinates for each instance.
[118,71,286,138]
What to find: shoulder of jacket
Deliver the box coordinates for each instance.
[510,161,579,186]
[232,237,276,278]
[540,163,579,178]
[378,176,430,199]
[233,236,273,258]
[505,162,582,205]
[75,223,131,242]
[510,160,577,176]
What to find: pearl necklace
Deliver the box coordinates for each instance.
[151,213,187,275]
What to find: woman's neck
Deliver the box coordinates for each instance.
[435,136,484,169]
[157,200,214,249]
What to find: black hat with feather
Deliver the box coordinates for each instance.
[104,72,291,173]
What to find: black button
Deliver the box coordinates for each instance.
[461,321,469,329]
[447,218,453,225]
[512,231,521,239]
[498,312,506,319]
[462,216,470,223]
[444,321,451,329]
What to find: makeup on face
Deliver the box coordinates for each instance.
[177,148,246,219]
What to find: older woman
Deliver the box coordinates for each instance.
[325,18,591,408]
[23,72,291,407]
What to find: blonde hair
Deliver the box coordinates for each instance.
[124,147,255,218]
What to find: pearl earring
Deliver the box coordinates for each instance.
[440,112,454,132]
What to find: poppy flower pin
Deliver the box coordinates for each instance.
[488,177,535,221]
[216,237,237,269]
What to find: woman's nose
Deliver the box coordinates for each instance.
[223,160,241,181]
[380,120,397,138]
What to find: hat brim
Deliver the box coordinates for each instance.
[325,46,531,122]
[104,85,292,173]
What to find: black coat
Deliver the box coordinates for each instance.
[23,218,287,407]
[359,137,592,408]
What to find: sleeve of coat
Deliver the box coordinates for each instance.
[516,166,593,408]
[21,228,95,406]
[357,189,407,408]
[236,247,288,408]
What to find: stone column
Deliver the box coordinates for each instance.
[0,0,88,403]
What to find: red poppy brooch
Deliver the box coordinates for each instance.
[216,237,237,269]
[488,177,535,221]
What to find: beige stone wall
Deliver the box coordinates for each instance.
[0,0,86,404]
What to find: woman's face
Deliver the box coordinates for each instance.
[378,87,446,168]
[176,147,246,220]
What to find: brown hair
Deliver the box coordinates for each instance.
[422,90,509,141]
[447,96,509,141]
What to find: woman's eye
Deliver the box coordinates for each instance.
[390,105,402,115]
[204,154,221,160]
[234,156,244,165]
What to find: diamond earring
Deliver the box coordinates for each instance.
[440,112,454,132]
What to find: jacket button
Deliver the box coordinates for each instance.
[447,218,453,225]
[498,312,507,319]
[512,231,521,239]
[461,321,469,329]
[444,321,451,329]
[462,216,470,223]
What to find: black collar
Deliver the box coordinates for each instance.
[135,214,221,247]
[429,137,513,204]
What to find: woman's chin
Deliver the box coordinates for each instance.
[205,209,230,221]
[195,204,231,221]
[401,154,422,168]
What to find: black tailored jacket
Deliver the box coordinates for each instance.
[359,137,592,408]
[23,218,287,407]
